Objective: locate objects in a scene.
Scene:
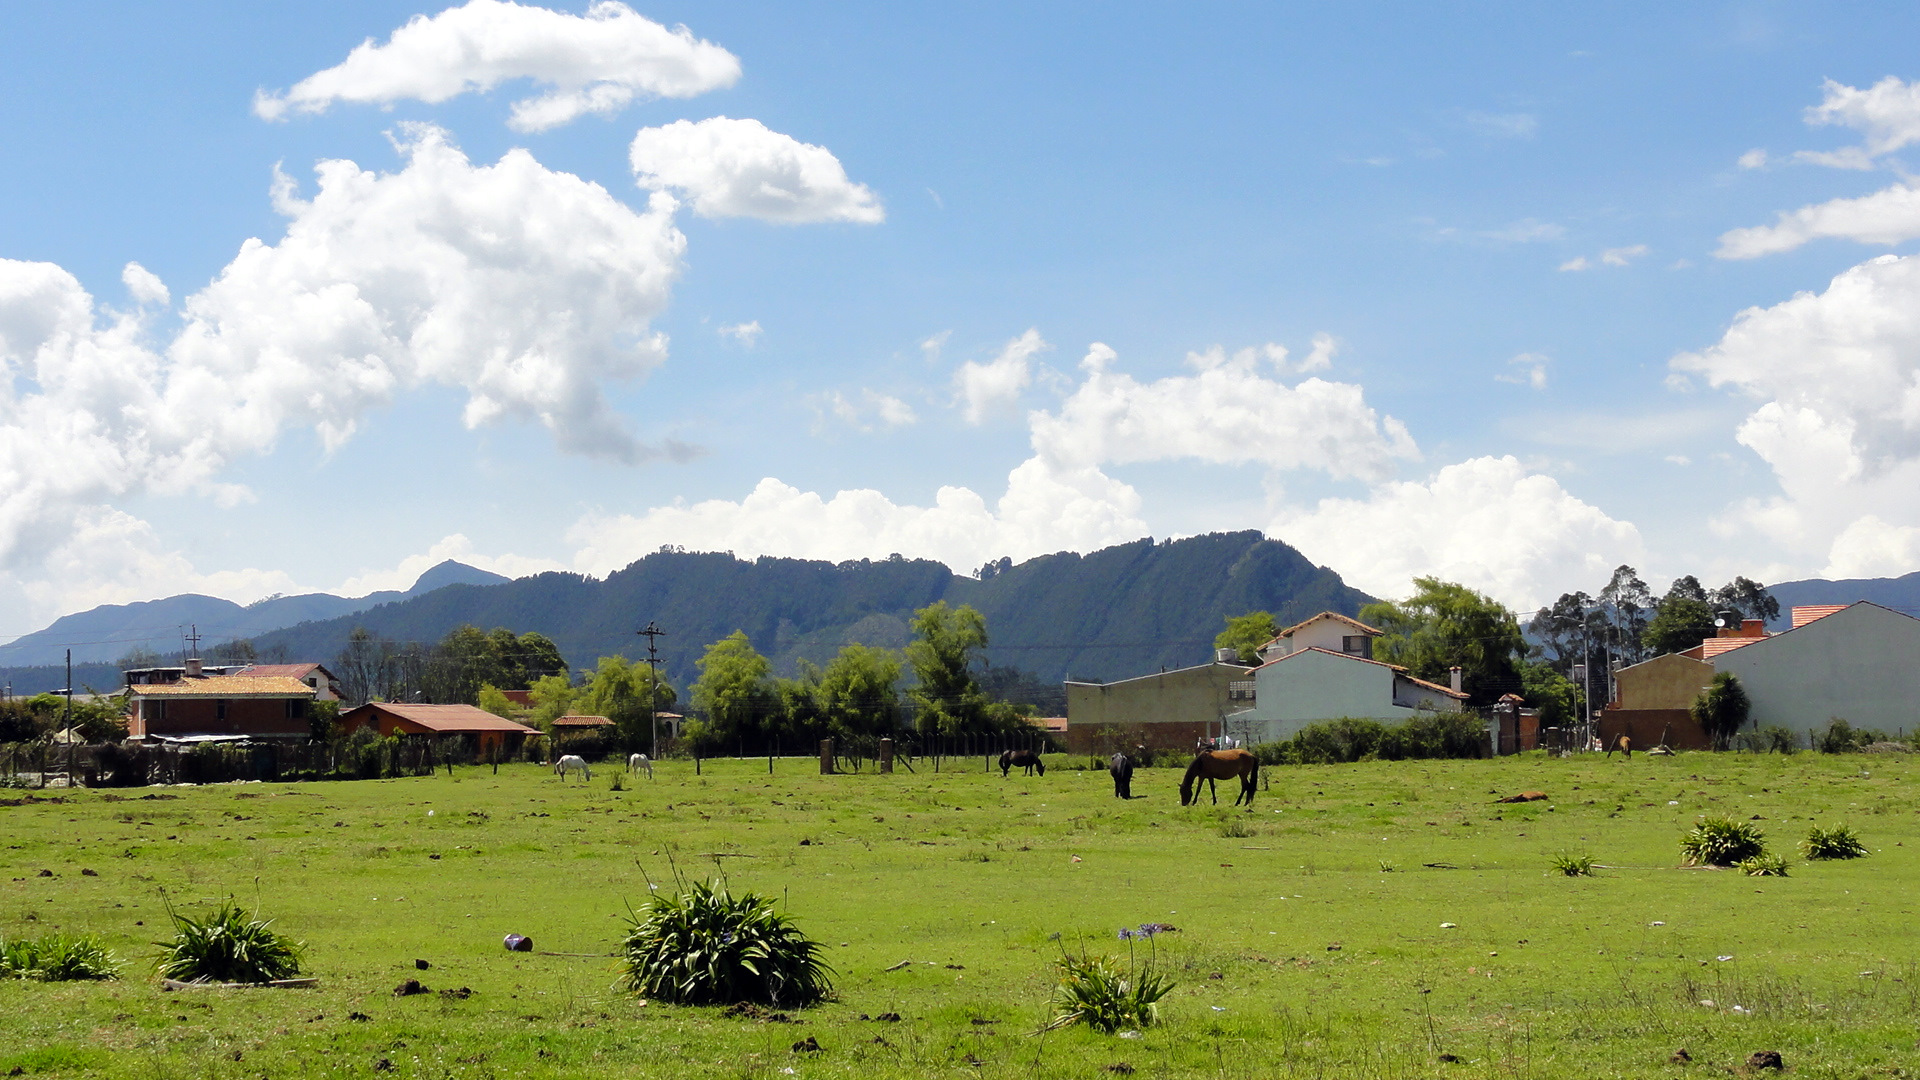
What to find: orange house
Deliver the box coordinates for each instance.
[338,703,538,758]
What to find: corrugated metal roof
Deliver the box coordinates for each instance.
[129,676,315,698]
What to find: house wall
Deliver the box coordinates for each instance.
[1276,619,1371,659]
[1598,709,1711,751]
[1064,663,1248,752]
[1237,649,1429,742]
[1712,603,1920,734]
[133,697,308,740]
[1613,653,1715,711]
[1392,675,1461,711]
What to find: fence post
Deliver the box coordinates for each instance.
[880,738,894,774]
[819,738,834,775]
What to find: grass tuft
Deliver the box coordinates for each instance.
[1549,851,1596,877]
[1679,815,1767,866]
[1737,852,1790,876]
[155,899,304,984]
[0,933,121,981]
[618,878,833,1008]
[1040,947,1174,1034]
[1801,823,1868,860]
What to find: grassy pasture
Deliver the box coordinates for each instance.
[2,751,1919,1079]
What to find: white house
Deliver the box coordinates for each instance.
[1710,601,1920,734]
[1227,612,1469,742]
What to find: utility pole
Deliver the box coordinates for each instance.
[64,649,73,782]
[637,622,666,763]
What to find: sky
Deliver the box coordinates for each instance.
[5,1,1920,638]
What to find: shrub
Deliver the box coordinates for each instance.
[1737,853,1789,876]
[1041,931,1176,1034]
[1732,725,1799,754]
[1251,713,1486,767]
[156,900,304,984]
[618,879,832,1007]
[1817,718,1876,754]
[1549,851,1596,877]
[1680,815,1767,867]
[1801,823,1868,861]
[1690,672,1750,750]
[608,772,626,792]
[0,933,121,981]
[1218,818,1254,839]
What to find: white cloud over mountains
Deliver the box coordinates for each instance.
[0,126,691,621]
[254,0,740,132]
[630,117,885,223]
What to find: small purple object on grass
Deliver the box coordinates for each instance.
[504,934,533,952]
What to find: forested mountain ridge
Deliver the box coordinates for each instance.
[245,532,1374,691]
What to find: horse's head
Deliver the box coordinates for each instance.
[1178,776,1194,806]
[1033,759,1045,776]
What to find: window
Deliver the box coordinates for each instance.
[1228,680,1256,701]
[1343,636,1372,659]
[216,700,227,721]
[286,699,308,719]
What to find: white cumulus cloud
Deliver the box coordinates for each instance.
[1270,456,1645,610]
[1716,182,1920,258]
[1795,76,1920,170]
[1027,341,1417,482]
[954,328,1046,424]
[718,320,762,346]
[253,0,740,132]
[810,389,918,433]
[630,117,884,224]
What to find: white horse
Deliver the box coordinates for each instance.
[554,754,591,781]
[627,753,653,778]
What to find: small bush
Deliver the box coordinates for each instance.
[608,772,626,792]
[1041,940,1175,1034]
[1218,818,1254,839]
[1250,712,1485,767]
[618,879,832,1007]
[1680,815,1767,867]
[1732,726,1799,754]
[0,933,121,981]
[1737,853,1790,876]
[156,900,304,984]
[1549,851,1596,877]
[1801,823,1868,860]
[1816,719,1885,754]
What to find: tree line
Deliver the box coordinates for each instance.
[338,601,1040,755]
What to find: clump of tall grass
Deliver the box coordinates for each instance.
[1679,815,1767,867]
[0,933,121,981]
[1801,823,1868,861]
[1040,927,1176,1034]
[1737,853,1790,876]
[1549,851,1596,877]
[617,879,832,1007]
[155,900,304,984]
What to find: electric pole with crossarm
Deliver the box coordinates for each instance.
[637,622,666,762]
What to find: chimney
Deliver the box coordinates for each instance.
[1740,619,1766,638]
[1216,647,1238,664]
[184,656,203,678]
[1449,666,1463,694]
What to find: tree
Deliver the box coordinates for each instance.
[687,632,779,753]
[1518,660,1582,728]
[578,656,676,751]
[1691,671,1751,750]
[812,645,903,740]
[1643,597,1716,656]
[904,602,1004,735]
[1711,576,1779,624]
[528,674,576,730]
[1361,578,1525,706]
[1214,612,1279,665]
[477,684,517,719]
[1598,565,1654,667]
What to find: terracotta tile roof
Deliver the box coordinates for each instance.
[240,663,328,680]
[1685,637,1761,660]
[1790,604,1851,628]
[344,703,537,734]
[1028,716,1068,733]
[129,675,316,698]
[551,714,614,728]
[1398,673,1470,700]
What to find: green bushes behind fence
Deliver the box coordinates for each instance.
[1250,713,1487,766]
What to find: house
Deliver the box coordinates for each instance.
[238,663,345,701]
[1225,644,1468,743]
[1600,602,1920,747]
[1710,601,1920,735]
[127,659,319,742]
[1063,656,1254,755]
[337,702,537,758]
[1256,611,1382,663]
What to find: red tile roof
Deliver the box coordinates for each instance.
[551,714,614,728]
[1264,611,1382,649]
[1790,604,1851,628]
[342,703,537,734]
[1684,637,1762,660]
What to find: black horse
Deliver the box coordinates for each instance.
[1108,752,1134,798]
[999,749,1045,777]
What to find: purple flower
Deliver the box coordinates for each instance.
[1117,928,1134,940]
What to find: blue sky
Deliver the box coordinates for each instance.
[5,2,1920,635]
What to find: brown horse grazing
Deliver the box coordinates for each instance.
[999,749,1045,777]
[1606,734,1632,759]
[1180,749,1258,807]
[1108,753,1134,798]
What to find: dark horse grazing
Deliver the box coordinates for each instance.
[999,749,1045,777]
[1108,753,1134,798]
[1180,749,1258,807]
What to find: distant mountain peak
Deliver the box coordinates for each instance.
[406,559,511,596]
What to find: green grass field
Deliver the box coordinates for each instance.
[3,750,1918,1079]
